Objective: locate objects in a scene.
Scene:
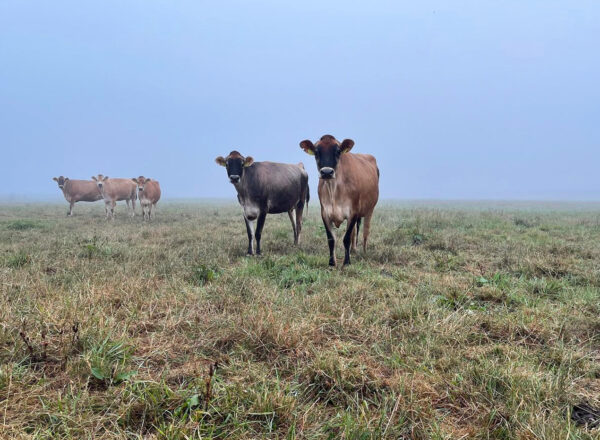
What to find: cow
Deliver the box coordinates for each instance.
[52,176,103,216]
[91,174,137,219]
[132,176,161,220]
[215,151,310,255]
[299,135,379,266]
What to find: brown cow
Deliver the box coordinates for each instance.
[300,135,379,266]
[91,174,137,219]
[52,176,103,216]
[132,176,161,220]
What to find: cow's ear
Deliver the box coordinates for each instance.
[215,156,227,167]
[340,139,355,154]
[132,178,138,183]
[300,140,315,156]
[146,178,152,182]
[53,177,58,182]
[243,156,254,167]
[64,177,69,182]
[103,176,109,181]
[91,176,97,181]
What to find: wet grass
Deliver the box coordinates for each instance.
[0,200,599,439]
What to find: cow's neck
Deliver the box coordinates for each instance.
[233,177,248,201]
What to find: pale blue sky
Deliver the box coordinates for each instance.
[1,1,599,200]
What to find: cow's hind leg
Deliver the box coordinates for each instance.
[255,212,267,255]
[350,218,361,252]
[288,210,298,245]
[244,217,255,255]
[363,213,373,252]
[343,216,359,266]
[295,204,304,245]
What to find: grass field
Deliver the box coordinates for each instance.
[1,201,599,439]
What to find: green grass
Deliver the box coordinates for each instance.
[0,201,599,439]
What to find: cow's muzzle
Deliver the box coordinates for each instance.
[229,175,240,184]
[319,167,335,179]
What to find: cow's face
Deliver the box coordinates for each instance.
[91,174,109,191]
[132,176,150,194]
[53,176,69,189]
[300,135,354,180]
[215,151,254,184]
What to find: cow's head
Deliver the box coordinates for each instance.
[52,176,69,189]
[132,176,151,193]
[91,174,109,191]
[215,151,254,184]
[300,135,354,180]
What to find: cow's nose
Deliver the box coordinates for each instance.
[229,175,240,183]
[320,167,335,178]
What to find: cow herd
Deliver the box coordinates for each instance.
[53,175,161,220]
[53,134,378,266]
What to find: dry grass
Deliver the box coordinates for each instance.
[1,200,599,439]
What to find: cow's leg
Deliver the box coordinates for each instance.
[288,210,298,245]
[255,212,267,255]
[131,196,136,217]
[295,205,304,245]
[343,216,359,266]
[363,213,373,252]
[68,202,74,217]
[104,201,111,219]
[110,200,116,220]
[352,218,362,252]
[244,217,255,255]
[322,216,336,267]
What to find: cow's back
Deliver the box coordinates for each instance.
[242,162,307,214]
[65,180,103,202]
[103,178,137,201]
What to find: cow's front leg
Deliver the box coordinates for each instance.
[244,217,255,255]
[104,201,111,219]
[68,202,74,217]
[343,216,359,266]
[255,212,267,255]
[322,216,336,266]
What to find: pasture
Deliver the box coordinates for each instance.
[1,201,599,439]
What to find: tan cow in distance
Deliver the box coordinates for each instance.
[300,134,379,266]
[132,176,161,220]
[52,176,103,216]
[91,174,137,219]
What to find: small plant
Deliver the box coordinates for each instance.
[5,219,42,231]
[84,336,135,387]
[188,264,219,286]
[6,252,31,268]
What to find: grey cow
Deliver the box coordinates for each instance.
[215,150,310,255]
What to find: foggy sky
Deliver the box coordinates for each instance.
[1,1,599,200]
